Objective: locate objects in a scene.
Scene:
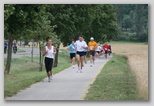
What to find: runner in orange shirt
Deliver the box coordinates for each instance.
[88,37,98,67]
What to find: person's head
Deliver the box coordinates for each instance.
[90,37,94,41]
[79,35,83,41]
[47,38,52,46]
[72,39,75,44]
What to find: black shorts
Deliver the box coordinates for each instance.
[89,51,96,56]
[96,51,100,54]
[70,53,76,59]
[77,51,85,57]
[45,57,53,72]
[104,51,108,54]
[84,52,87,56]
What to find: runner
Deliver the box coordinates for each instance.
[95,44,102,58]
[83,39,88,64]
[74,35,88,73]
[67,39,76,69]
[88,37,98,67]
[108,45,112,56]
[43,38,56,82]
[102,42,109,59]
[84,47,88,64]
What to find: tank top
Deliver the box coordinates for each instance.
[45,46,54,59]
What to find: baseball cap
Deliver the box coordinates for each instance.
[90,37,94,40]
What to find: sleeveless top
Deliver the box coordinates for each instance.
[45,46,54,59]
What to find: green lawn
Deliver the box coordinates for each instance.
[4,49,70,98]
[85,54,143,100]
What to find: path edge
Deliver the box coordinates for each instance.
[80,58,110,100]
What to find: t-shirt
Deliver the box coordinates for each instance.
[68,44,76,53]
[88,41,97,51]
[103,44,109,51]
[108,45,111,51]
[75,40,88,52]
[96,46,102,52]
[45,46,54,59]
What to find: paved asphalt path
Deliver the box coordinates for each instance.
[5,56,111,100]
[4,47,40,58]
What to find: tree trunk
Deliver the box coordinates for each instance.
[31,40,34,62]
[39,42,43,71]
[53,44,60,67]
[5,35,13,74]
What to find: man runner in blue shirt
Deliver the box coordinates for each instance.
[67,39,76,69]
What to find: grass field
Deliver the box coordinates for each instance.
[110,41,148,100]
[4,49,70,98]
[85,54,142,100]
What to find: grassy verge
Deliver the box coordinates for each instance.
[85,54,142,100]
[4,49,70,98]
[109,41,146,45]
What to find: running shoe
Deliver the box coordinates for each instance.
[77,68,80,73]
[50,74,53,80]
[80,69,82,73]
[48,78,50,82]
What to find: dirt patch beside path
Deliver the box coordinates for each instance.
[111,43,148,100]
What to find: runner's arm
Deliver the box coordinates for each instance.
[43,47,47,56]
[53,47,57,55]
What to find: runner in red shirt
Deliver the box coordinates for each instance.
[102,42,109,58]
[108,45,112,56]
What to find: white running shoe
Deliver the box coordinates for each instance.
[50,75,53,80]
[77,68,80,73]
[80,69,82,73]
[72,65,75,69]
[48,78,50,82]
[90,64,92,67]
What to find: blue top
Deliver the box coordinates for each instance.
[68,44,76,53]
[4,42,8,48]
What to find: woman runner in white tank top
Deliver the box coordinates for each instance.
[43,38,56,82]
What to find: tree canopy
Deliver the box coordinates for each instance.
[4,4,119,74]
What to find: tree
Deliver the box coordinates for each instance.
[4,4,28,74]
[4,4,60,74]
[114,4,148,42]
[122,15,132,31]
[135,4,148,41]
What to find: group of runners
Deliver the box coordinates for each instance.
[67,35,112,73]
[43,36,112,82]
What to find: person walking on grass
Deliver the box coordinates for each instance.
[67,39,76,69]
[74,35,88,73]
[43,38,56,82]
[88,37,97,67]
